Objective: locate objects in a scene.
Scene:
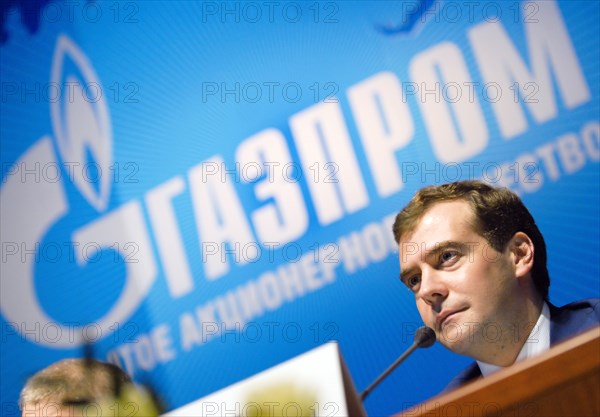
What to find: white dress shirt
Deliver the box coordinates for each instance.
[477,302,551,377]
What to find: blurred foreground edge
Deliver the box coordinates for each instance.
[163,342,366,417]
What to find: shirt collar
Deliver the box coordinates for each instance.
[477,302,551,377]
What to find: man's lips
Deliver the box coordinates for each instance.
[436,308,466,329]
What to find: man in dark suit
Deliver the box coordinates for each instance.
[392,180,599,390]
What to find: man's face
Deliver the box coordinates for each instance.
[398,200,525,362]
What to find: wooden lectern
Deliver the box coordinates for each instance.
[396,327,600,417]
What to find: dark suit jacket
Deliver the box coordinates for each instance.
[444,299,600,392]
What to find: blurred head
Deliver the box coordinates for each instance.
[20,359,130,417]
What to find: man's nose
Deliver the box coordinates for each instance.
[419,268,448,311]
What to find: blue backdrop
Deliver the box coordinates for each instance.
[1,1,599,416]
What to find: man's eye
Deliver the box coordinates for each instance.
[440,251,458,264]
[407,275,421,289]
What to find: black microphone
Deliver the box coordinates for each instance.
[360,326,436,401]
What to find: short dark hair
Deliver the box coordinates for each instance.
[393,180,550,300]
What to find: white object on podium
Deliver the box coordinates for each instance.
[164,342,366,416]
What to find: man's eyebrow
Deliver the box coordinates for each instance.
[399,269,416,283]
[399,241,470,282]
[423,240,467,259]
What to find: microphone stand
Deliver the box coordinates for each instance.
[360,326,436,401]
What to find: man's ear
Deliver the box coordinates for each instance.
[509,232,535,278]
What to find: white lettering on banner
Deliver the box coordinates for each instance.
[179,214,396,344]
[235,129,309,245]
[107,324,175,375]
[410,41,489,163]
[488,121,600,195]
[360,222,390,262]
[338,233,369,274]
[289,101,369,225]
[516,153,542,194]
[557,134,586,174]
[145,177,194,298]
[108,214,398,374]
[188,156,257,280]
[469,0,591,139]
[2,0,596,349]
[581,122,600,160]
[107,115,599,374]
[347,71,415,197]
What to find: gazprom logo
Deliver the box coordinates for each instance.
[0,35,157,348]
[50,35,113,212]
[376,0,439,36]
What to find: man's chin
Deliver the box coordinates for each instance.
[438,324,477,355]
